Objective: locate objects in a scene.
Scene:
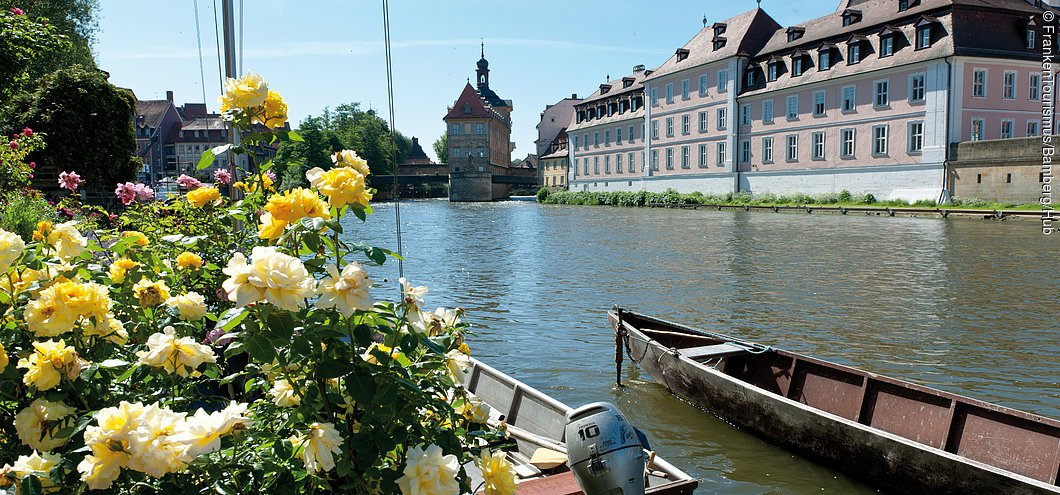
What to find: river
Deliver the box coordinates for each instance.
[346,199,1058,494]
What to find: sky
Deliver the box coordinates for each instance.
[96,0,839,163]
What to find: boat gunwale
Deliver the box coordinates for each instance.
[610,308,1060,492]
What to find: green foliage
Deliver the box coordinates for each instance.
[0,128,46,194]
[8,66,140,192]
[0,0,98,68]
[0,190,55,241]
[0,9,73,105]
[433,132,448,164]
[535,186,549,202]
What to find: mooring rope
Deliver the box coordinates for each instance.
[381,0,405,286]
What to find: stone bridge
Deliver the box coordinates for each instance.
[370,163,538,202]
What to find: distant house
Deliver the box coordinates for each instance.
[540,130,570,191]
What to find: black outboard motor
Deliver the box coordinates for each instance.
[564,402,646,495]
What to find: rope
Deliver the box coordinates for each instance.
[193,0,208,107]
[237,0,244,75]
[211,0,225,93]
[381,0,405,284]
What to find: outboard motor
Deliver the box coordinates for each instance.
[564,402,646,495]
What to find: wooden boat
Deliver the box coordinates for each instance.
[609,307,1060,495]
[464,357,699,494]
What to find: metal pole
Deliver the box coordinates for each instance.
[221,0,240,196]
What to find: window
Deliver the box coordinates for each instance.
[908,121,923,152]
[763,100,774,123]
[1003,71,1016,99]
[717,142,727,166]
[699,75,708,96]
[848,43,861,64]
[681,146,690,168]
[616,127,623,144]
[786,135,799,161]
[874,80,889,107]
[682,115,690,135]
[681,79,690,100]
[582,133,589,150]
[792,57,804,76]
[1030,74,1041,100]
[573,136,579,149]
[698,144,708,168]
[699,111,708,132]
[604,155,611,174]
[616,153,623,174]
[812,132,825,159]
[627,152,636,173]
[594,131,599,146]
[916,26,931,49]
[813,91,826,116]
[1001,120,1014,139]
[880,36,894,57]
[842,85,856,112]
[970,119,984,141]
[651,149,659,170]
[786,95,798,119]
[1028,120,1040,137]
[583,158,588,176]
[841,128,855,157]
[593,156,599,174]
[746,70,756,87]
[767,63,778,82]
[450,123,463,135]
[665,83,674,104]
[820,50,833,71]
[650,87,659,106]
[899,0,909,10]
[910,74,926,102]
[762,137,774,162]
[717,70,728,91]
[651,120,659,139]
[1028,30,1036,49]
[604,129,611,146]
[872,125,889,155]
[473,123,486,134]
[665,148,674,169]
[740,139,751,164]
[740,104,751,126]
[665,117,674,137]
[717,108,727,130]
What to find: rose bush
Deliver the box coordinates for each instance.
[0,73,517,494]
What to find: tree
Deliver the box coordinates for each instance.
[433,132,448,164]
[274,115,342,190]
[0,0,99,68]
[9,66,140,192]
[0,9,72,107]
[511,157,523,166]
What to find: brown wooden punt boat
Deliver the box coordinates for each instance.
[464,358,699,494]
[609,308,1060,495]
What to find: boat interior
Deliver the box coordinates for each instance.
[615,310,1060,486]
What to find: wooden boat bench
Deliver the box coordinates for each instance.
[678,343,747,363]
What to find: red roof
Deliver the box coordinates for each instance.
[444,83,492,119]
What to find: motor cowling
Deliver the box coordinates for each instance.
[564,402,646,495]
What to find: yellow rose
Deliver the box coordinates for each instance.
[47,221,87,260]
[397,444,460,495]
[53,281,112,318]
[233,173,274,193]
[17,339,84,391]
[316,262,374,317]
[175,252,203,270]
[32,220,52,242]
[477,450,518,495]
[133,278,171,307]
[122,230,150,247]
[136,326,216,377]
[1,267,45,295]
[269,378,301,407]
[108,258,139,283]
[219,71,269,112]
[257,211,288,241]
[123,403,190,478]
[263,188,330,224]
[262,90,288,129]
[8,451,61,486]
[289,422,343,473]
[15,398,77,451]
[0,342,7,371]
[330,149,371,176]
[165,292,208,321]
[305,166,373,208]
[172,402,252,460]
[78,401,144,490]
[186,186,221,207]
[221,246,314,311]
[25,281,111,337]
[82,314,129,345]
[0,227,25,273]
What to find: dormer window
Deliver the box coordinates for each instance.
[786,27,806,43]
[847,35,865,64]
[713,23,727,37]
[577,111,585,123]
[879,27,899,57]
[818,43,835,70]
[713,37,727,50]
[842,9,862,27]
[914,16,936,49]
[599,84,611,95]
[675,48,690,62]
[791,52,807,76]
[898,0,909,11]
[463,104,472,114]
[622,76,635,88]
[767,56,784,81]
[1027,17,1039,49]
[746,69,757,87]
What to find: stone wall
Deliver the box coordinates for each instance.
[950,136,1048,204]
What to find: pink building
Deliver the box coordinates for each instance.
[567,66,649,188]
[568,0,1045,202]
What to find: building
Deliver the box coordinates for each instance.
[536,95,580,185]
[540,129,571,191]
[443,45,519,201]
[134,91,182,183]
[568,66,649,190]
[568,0,1045,203]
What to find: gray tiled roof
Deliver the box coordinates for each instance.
[135,100,174,129]
[645,8,782,81]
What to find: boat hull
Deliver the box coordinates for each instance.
[611,310,1060,495]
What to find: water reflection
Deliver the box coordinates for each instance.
[346,199,1057,494]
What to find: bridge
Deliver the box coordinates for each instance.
[368,162,538,201]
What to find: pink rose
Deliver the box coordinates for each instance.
[58,171,81,192]
[176,174,202,189]
[8,140,17,150]
[10,7,23,15]
[213,169,233,185]
[22,128,32,137]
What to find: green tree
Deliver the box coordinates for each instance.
[0,0,99,63]
[9,66,140,192]
[0,9,72,106]
[433,132,448,164]
[274,115,342,190]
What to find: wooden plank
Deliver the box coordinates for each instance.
[680,343,746,362]
[513,471,582,495]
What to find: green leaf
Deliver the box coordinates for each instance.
[196,150,216,171]
[266,312,295,345]
[99,359,128,368]
[259,159,274,172]
[22,475,42,495]
[299,217,325,231]
[288,130,304,142]
[344,366,376,404]
[245,334,277,362]
[400,334,417,354]
[316,359,355,379]
[217,307,248,332]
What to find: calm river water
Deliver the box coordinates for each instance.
[346,199,1058,495]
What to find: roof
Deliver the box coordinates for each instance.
[180,117,225,131]
[577,69,649,106]
[445,83,493,119]
[135,100,174,129]
[645,8,782,81]
[479,85,510,108]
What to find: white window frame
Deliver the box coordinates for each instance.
[665,148,674,169]
[1030,73,1041,101]
[616,127,623,144]
[1028,30,1036,49]
[786,95,799,119]
[972,69,987,98]
[1027,120,1040,137]
[698,75,709,96]
[593,156,599,174]
[651,120,659,139]
[716,142,727,166]
[841,128,856,158]
[666,117,674,137]
[740,139,751,164]
[616,152,624,174]
[909,73,926,102]
[763,100,774,124]
[651,149,659,170]
[604,129,611,146]
[1003,71,1017,100]
[970,118,985,141]
[740,104,751,126]
[682,114,690,135]
[698,111,708,132]
[762,137,774,163]
[604,155,611,174]
[665,83,674,104]
[698,144,707,168]
[717,70,728,92]
[628,152,636,173]
[874,79,890,108]
[681,79,690,100]
[717,108,727,130]
[811,132,825,160]
[786,134,799,162]
[842,85,856,112]
[872,125,889,156]
[813,90,826,116]
[908,121,924,153]
[1000,119,1014,139]
[681,145,690,168]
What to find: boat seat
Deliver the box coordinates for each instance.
[679,343,747,362]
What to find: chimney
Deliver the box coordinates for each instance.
[572,93,578,99]
[166,90,174,102]
[633,64,646,73]
[412,137,419,147]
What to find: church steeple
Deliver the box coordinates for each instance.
[476,40,490,91]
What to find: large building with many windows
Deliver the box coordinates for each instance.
[569,0,1045,202]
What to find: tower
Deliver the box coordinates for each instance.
[476,41,490,90]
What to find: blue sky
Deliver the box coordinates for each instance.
[97,0,837,162]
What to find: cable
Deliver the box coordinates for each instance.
[212,0,225,92]
[193,0,208,107]
[382,0,405,284]
[238,0,244,75]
